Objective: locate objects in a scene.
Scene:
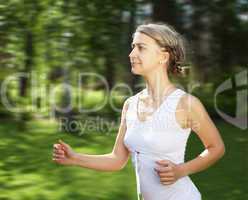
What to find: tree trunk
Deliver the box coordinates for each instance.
[152,0,182,32]
[105,55,114,90]
[191,2,213,82]
[19,31,34,97]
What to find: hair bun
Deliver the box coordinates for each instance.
[173,62,190,76]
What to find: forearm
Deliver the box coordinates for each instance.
[71,152,124,172]
[180,145,225,177]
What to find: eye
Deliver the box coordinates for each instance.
[138,46,144,51]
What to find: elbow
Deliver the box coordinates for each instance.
[217,143,225,159]
[108,163,126,172]
[113,161,128,171]
[110,153,129,172]
[119,162,128,171]
[106,157,128,172]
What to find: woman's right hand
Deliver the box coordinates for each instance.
[53,140,78,166]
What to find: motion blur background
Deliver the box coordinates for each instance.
[0,0,247,199]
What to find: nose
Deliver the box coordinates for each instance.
[129,47,137,59]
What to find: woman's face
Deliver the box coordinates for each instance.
[129,32,166,76]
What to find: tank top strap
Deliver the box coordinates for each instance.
[126,91,140,111]
[125,90,143,122]
[160,89,190,132]
[162,88,186,112]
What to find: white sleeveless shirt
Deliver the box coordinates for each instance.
[124,88,201,200]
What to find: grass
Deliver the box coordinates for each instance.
[0,118,247,200]
[186,121,248,200]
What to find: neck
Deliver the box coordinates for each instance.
[144,68,174,101]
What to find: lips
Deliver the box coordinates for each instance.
[131,63,141,68]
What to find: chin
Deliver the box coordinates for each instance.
[131,68,142,75]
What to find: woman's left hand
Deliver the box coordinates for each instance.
[154,160,185,185]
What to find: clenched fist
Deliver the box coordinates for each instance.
[52,140,77,166]
[154,160,185,185]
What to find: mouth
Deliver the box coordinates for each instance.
[131,63,140,68]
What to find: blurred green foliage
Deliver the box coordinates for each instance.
[0,1,247,199]
[0,120,247,200]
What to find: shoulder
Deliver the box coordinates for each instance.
[123,90,144,107]
[178,92,207,118]
[122,97,131,112]
[122,89,144,113]
[179,92,202,108]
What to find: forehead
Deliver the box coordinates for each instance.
[132,32,158,46]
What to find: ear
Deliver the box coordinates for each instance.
[159,51,169,64]
[163,51,170,62]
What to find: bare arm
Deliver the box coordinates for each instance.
[178,95,225,176]
[53,99,130,172]
[155,95,225,185]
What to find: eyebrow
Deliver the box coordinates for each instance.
[131,42,147,48]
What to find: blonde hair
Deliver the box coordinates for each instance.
[135,23,188,76]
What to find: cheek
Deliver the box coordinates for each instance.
[142,54,158,68]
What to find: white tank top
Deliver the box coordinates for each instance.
[124,88,201,200]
